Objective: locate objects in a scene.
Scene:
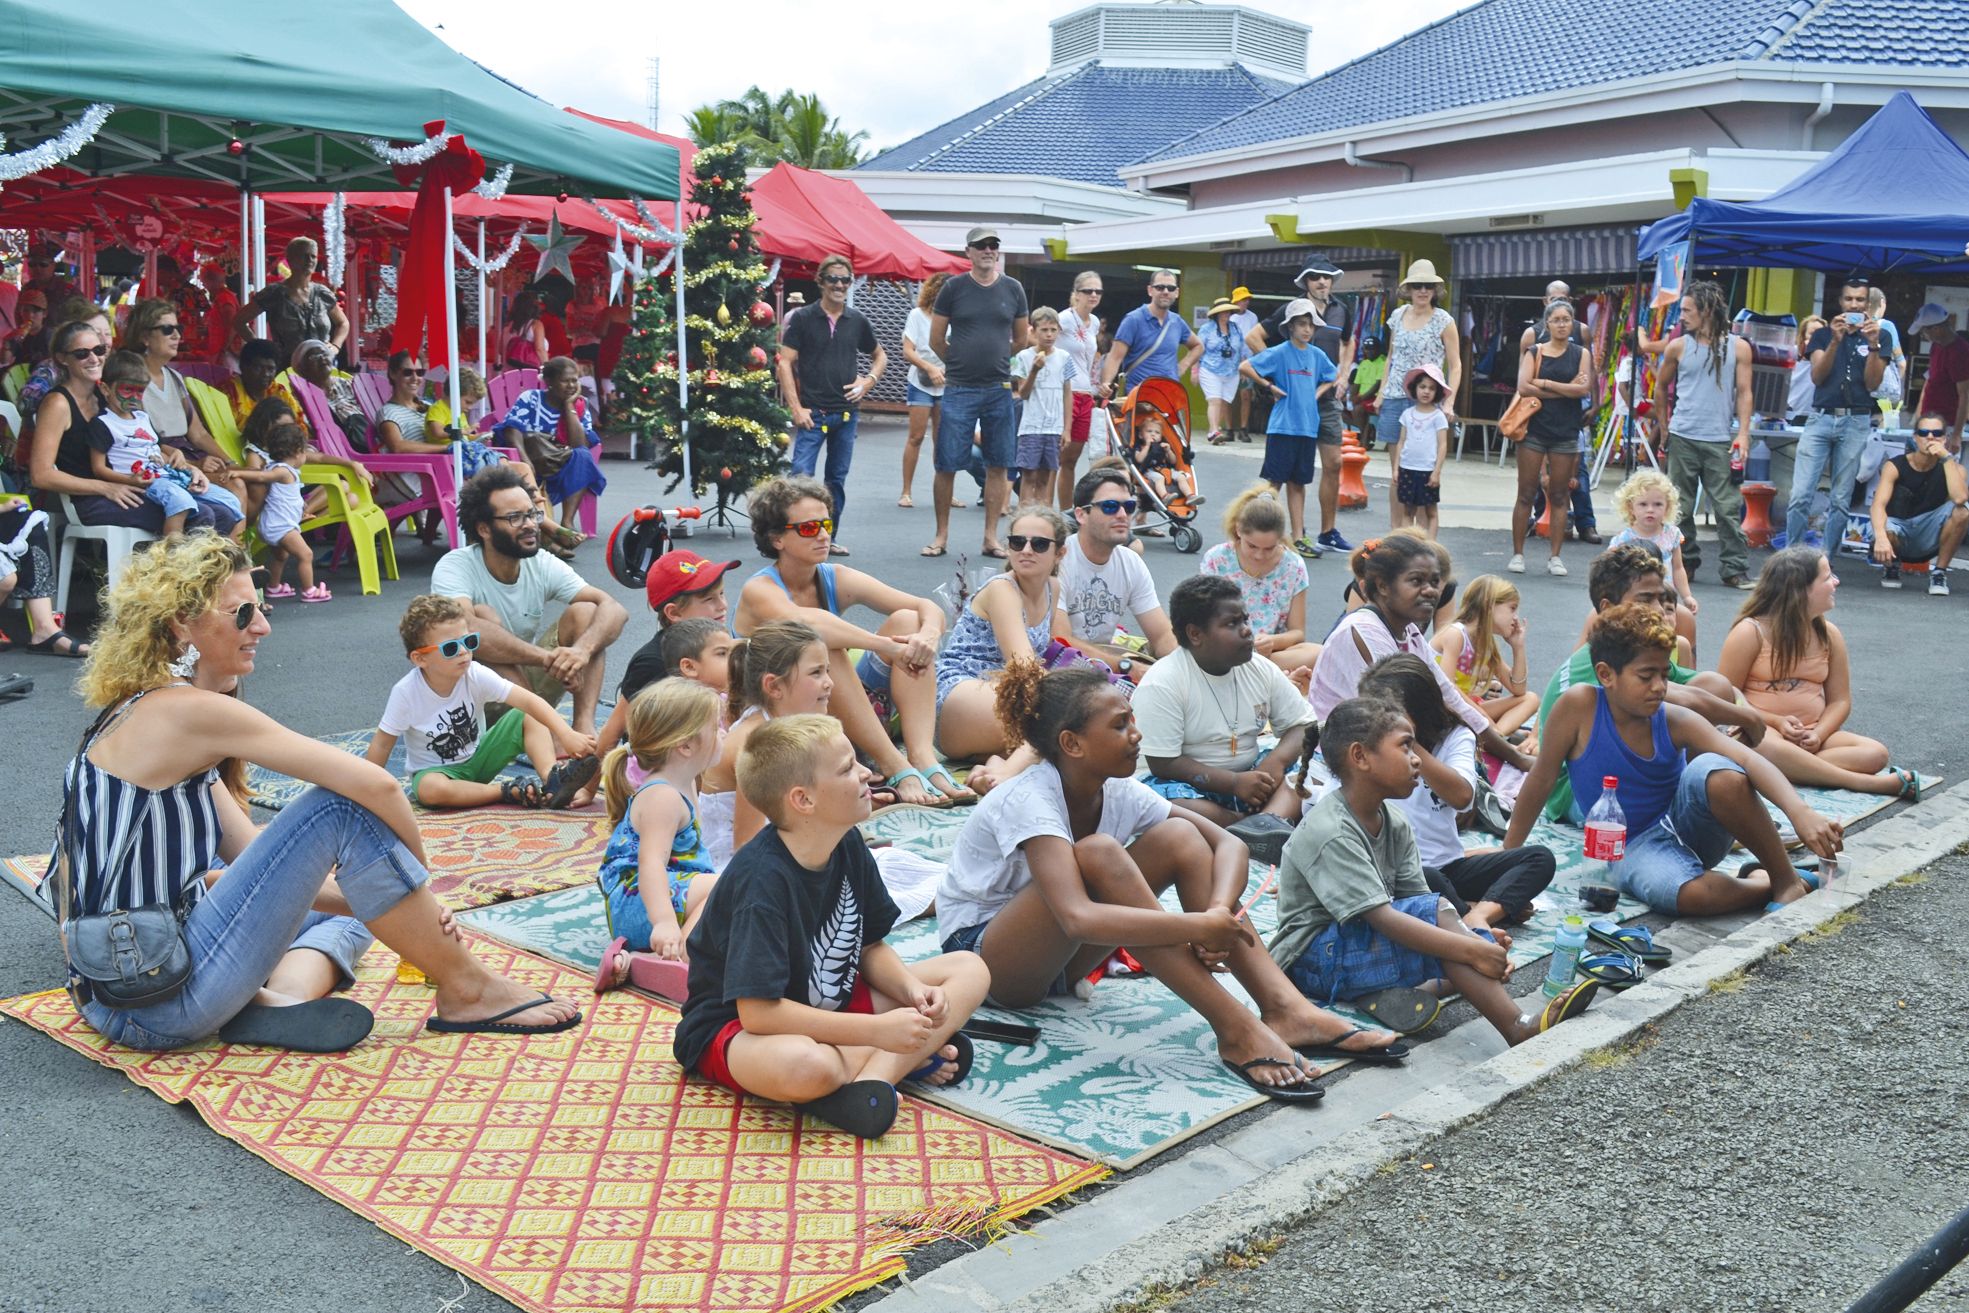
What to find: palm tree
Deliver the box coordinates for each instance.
[683,87,867,167]
[682,105,752,150]
[775,93,870,169]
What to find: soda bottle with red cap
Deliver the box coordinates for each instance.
[1580,775,1625,915]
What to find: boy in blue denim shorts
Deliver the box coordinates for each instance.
[1271,697,1599,1039]
[1506,602,1840,914]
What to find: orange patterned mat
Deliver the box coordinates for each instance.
[0,945,1105,1313]
[3,808,611,915]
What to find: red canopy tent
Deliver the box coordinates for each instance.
[747,164,967,280]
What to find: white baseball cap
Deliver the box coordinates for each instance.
[1910,302,1953,332]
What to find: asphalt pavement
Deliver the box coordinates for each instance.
[0,416,1960,1311]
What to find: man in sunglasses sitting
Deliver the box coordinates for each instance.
[1060,466,1177,668]
[432,466,627,762]
[1869,413,1969,596]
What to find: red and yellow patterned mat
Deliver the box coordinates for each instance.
[0,945,1105,1313]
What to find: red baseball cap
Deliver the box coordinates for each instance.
[645,550,739,612]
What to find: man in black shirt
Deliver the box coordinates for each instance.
[776,254,885,554]
[1787,277,1886,549]
[672,716,989,1138]
[1869,414,1968,595]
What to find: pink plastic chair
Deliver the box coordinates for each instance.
[485,368,540,428]
[173,361,230,386]
[352,371,390,426]
[292,375,461,546]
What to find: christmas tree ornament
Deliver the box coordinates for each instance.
[727,239,740,252]
[748,301,775,327]
[715,302,731,326]
[526,211,584,284]
[606,229,645,306]
[721,467,733,480]
[747,345,768,368]
[227,138,244,156]
[704,369,721,385]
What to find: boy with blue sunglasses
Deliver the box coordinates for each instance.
[367,594,599,809]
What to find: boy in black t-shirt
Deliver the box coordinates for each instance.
[600,550,738,752]
[671,715,989,1138]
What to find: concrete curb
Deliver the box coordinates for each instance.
[876,784,1969,1313]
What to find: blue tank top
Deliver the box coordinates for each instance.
[752,561,839,615]
[1564,687,1683,832]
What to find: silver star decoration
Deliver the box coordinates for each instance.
[607,228,645,305]
[527,211,583,285]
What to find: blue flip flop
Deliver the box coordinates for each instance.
[904,1031,974,1088]
[1586,920,1671,966]
[921,764,978,806]
[885,767,950,808]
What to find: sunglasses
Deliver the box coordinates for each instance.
[969,240,1000,251]
[1149,284,1178,292]
[1075,287,1103,297]
[781,517,834,538]
[231,600,272,630]
[398,367,427,377]
[820,274,853,286]
[1006,534,1059,553]
[153,323,182,335]
[1079,498,1137,516]
[413,631,481,658]
[493,508,546,528]
[1915,427,1948,437]
[67,344,109,360]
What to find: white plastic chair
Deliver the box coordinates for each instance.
[55,493,157,615]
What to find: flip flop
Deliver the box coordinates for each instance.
[217,997,375,1053]
[921,764,978,806]
[593,936,631,993]
[920,544,947,557]
[426,993,582,1035]
[543,754,600,808]
[1536,980,1599,1033]
[1586,920,1671,966]
[904,1031,975,1088]
[1576,950,1645,990]
[1888,766,1923,802]
[1227,813,1295,866]
[798,1079,899,1139]
[980,544,1009,559]
[1354,986,1443,1035]
[24,629,88,658]
[1220,1056,1325,1104]
[1294,1024,1410,1066]
[886,767,950,808]
[625,954,691,1003]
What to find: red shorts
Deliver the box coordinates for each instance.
[693,976,875,1095]
[1067,392,1096,446]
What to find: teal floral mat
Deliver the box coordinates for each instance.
[456,778,1913,1168]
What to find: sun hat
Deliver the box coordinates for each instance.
[1207,297,1238,318]
[1230,286,1253,302]
[1399,258,1446,287]
[1294,257,1343,282]
[1404,363,1449,399]
[1281,297,1318,324]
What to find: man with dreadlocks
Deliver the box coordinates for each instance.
[1654,280,1758,589]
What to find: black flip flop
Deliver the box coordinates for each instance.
[904,1031,975,1089]
[24,629,88,659]
[218,997,375,1053]
[798,1079,900,1139]
[1295,1024,1410,1066]
[425,993,582,1035]
[1355,986,1443,1035]
[1221,1056,1325,1103]
[543,754,600,808]
[1585,920,1671,966]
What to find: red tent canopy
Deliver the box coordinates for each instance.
[747,164,967,281]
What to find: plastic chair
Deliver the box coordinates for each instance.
[173,361,229,386]
[55,493,156,615]
[486,368,540,427]
[352,371,390,425]
[0,363,26,403]
[288,374,461,547]
[282,378,402,595]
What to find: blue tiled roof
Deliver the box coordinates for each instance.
[859,62,1301,187]
[1138,0,1959,167]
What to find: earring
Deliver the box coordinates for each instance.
[169,642,200,680]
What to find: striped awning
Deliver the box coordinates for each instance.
[1449,225,1643,280]
[1225,245,1395,273]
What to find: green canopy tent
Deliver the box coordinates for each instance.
[0,0,682,540]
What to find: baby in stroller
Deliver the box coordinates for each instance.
[1130,411,1196,505]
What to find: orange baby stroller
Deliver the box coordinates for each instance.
[1098,376,1206,554]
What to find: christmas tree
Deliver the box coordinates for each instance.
[613,141,787,504]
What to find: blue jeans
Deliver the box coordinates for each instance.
[1887,499,1967,562]
[1283,893,1451,1004]
[790,407,860,532]
[935,383,1016,473]
[1786,412,1872,547]
[1617,752,1747,913]
[146,479,243,534]
[81,787,428,1050]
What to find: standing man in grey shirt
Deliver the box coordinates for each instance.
[924,225,1029,560]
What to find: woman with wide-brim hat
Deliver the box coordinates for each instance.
[1197,296,1248,444]
[1378,259,1460,528]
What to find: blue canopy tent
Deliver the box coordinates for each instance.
[1639,92,1969,274]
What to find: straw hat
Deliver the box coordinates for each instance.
[1207,297,1238,318]
[1399,258,1446,287]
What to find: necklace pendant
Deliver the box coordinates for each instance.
[1228,733,1238,754]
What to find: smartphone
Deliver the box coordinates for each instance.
[1844,312,1865,327]
[961,1018,1041,1047]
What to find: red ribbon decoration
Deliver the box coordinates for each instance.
[389,120,484,368]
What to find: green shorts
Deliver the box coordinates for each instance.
[409,708,528,798]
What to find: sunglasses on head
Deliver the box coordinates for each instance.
[781,517,834,538]
[1079,497,1137,516]
[413,631,481,658]
[1006,534,1058,553]
[820,274,852,286]
[67,344,108,360]
[231,600,272,630]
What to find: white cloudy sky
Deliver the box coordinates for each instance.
[399,0,1472,153]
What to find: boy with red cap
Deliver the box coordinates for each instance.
[599,549,740,752]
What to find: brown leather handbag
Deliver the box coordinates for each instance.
[1498,394,1542,442]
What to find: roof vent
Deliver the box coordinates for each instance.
[1048,2,1309,78]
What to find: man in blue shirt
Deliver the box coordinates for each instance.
[1786,277,1886,550]
[1239,299,1340,557]
[1099,269,1203,396]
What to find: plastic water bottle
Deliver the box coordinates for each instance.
[1543,915,1588,998]
[1581,775,1626,916]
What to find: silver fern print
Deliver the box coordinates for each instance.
[806,881,862,1008]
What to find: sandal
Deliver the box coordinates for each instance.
[25,629,89,659]
[265,583,296,599]
[500,778,547,808]
[299,583,332,603]
[1294,1024,1410,1066]
[1585,920,1671,966]
[921,764,978,805]
[904,1032,975,1088]
[885,766,949,808]
[1536,980,1599,1032]
[1354,986,1443,1035]
[543,755,601,808]
[1220,1056,1325,1104]
[1888,766,1923,802]
[897,494,914,508]
[1576,950,1645,990]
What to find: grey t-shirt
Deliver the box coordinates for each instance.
[430,545,584,645]
[932,273,1029,387]
[1269,789,1427,969]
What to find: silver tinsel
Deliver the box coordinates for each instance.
[0,103,115,184]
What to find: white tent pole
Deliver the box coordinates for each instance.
[476,219,488,377]
[443,185,465,548]
[343,237,361,369]
[238,189,250,347]
[252,196,268,336]
[674,196,691,494]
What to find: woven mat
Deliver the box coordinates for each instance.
[0,945,1105,1313]
[246,722,570,811]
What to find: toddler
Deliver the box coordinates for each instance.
[1131,412,1195,504]
[86,349,243,537]
[251,422,329,602]
[1610,470,1697,614]
[594,679,726,1003]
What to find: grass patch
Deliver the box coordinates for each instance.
[1804,909,1863,940]
[1896,869,1932,886]
[1708,968,1750,995]
[1579,1022,1662,1071]
[1114,1238,1282,1313]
